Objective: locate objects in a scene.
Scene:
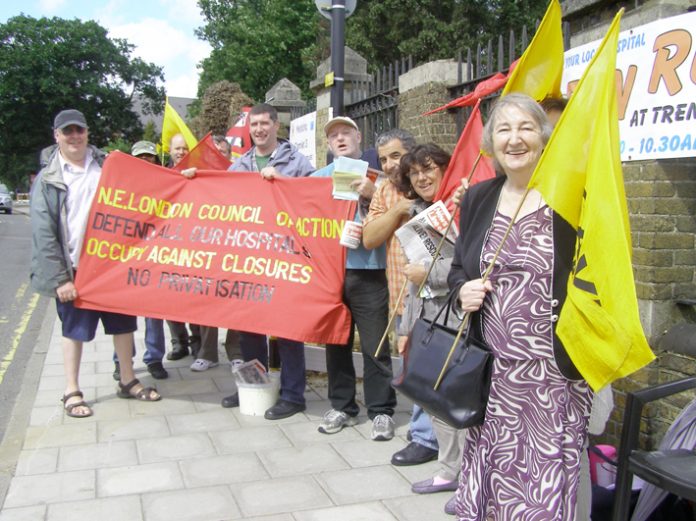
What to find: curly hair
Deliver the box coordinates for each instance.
[396,143,451,199]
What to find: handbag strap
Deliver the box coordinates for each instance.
[432,188,535,390]
[433,311,471,390]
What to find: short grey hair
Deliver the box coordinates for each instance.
[375,129,417,152]
[481,93,553,171]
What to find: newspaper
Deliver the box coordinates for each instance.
[231,359,270,384]
[395,200,458,299]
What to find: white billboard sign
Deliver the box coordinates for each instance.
[562,11,695,161]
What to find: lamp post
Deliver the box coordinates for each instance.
[315,0,356,117]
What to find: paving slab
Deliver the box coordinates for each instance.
[46,494,142,521]
[180,453,269,488]
[97,461,183,497]
[294,501,399,521]
[209,426,293,455]
[0,505,46,521]
[231,475,333,518]
[3,470,95,508]
[136,433,216,464]
[143,486,240,521]
[97,416,170,443]
[317,465,412,505]
[58,440,138,471]
[257,444,350,478]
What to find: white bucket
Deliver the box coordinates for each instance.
[238,373,280,416]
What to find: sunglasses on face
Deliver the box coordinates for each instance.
[60,126,87,136]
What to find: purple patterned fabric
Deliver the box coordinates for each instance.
[455,206,592,521]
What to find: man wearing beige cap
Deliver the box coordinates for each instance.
[312,116,396,441]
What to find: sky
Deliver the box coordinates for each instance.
[0,0,211,98]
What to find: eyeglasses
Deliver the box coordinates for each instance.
[60,126,87,136]
[409,165,439,179]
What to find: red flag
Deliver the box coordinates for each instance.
[174,133,232,171]
[226,107,252,158]
[435,101,495,208]
[423,60,519,116]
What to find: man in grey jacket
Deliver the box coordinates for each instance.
[31,109,160,418]
[221,103,314,420]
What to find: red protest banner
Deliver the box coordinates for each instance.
[75,152,354,344]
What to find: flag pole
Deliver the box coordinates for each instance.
[373,152,483,359]
[433,185,531,390]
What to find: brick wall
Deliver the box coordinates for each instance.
[397,83,458,153]
[590,157,696,449]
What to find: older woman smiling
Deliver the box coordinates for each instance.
[448,93,591,520]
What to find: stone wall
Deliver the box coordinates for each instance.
[396,61,460,153]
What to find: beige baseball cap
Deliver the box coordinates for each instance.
[324,116,359,136]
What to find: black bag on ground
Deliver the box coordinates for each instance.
[392,293,493,429]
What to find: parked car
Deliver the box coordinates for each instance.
[0,187,13,214]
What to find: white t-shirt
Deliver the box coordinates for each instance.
[58,151,102,268]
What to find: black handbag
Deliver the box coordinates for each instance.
[392,293,493,429]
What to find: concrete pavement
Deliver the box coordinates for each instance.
[0,307,454,521]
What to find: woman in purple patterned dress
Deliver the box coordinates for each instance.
[448,93,592,520]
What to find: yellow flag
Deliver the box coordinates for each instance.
[502,0,563,100]
[528,10,654,390]
[161,97,198,154]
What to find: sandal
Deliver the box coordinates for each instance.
[61,390,93,418]
[117,378,161,402]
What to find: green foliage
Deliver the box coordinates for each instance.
[194,0,549,106]
[103,136,132,154]
[142,121,159,144]
[196,0,322,101]
[0,15,165,190]
[346,0,549,68]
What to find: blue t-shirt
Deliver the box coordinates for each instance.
[312,162,386,270]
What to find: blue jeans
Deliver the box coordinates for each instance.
[239,332,306,405]
[113,317,165,365]
[410,404,438,450]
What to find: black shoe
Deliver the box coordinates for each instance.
[221,392,240,408]
[391,441,439,466]
[147,362,169,380]
[112,362,120,381]
[166,345,189,361]
[264,399,306,420]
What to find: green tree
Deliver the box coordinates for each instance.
[196,0,322,102]
[346,0,549,67]
[0,15,165,190]
[194,0,549,107]
[142,121,159,144]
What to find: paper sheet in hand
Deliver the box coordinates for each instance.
[332,156,369,200]
[395,201,457,298]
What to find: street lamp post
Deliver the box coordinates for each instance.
[330,0,346,116]
[315,0,356,118]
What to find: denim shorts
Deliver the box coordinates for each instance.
[55,300,137,342]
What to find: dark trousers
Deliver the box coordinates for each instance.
[326,269,396,419]
[239,332,306,405]
[166,321,201,352]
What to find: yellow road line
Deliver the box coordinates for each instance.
[15,283,27,301]
[0,293,40,385]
